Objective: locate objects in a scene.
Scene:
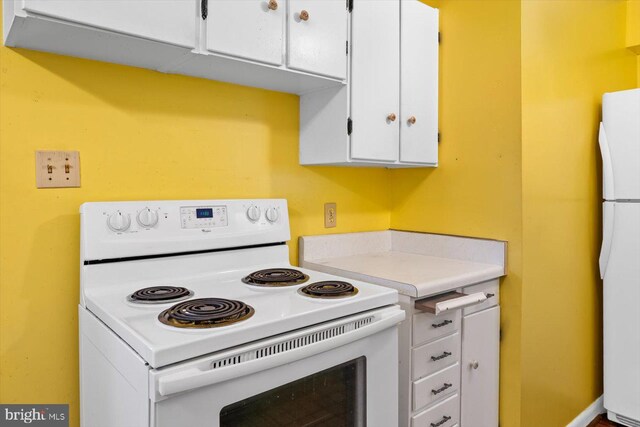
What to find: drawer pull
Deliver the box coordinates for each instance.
[430,351,452,361]
[430,415,452,427]
[486,293,495,298]
[431,319,453,328]
[431,383,452,395]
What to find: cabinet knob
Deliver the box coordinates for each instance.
[470,360,479,370]
[267,0,278,11]
[387,113,397,122]
[299,10,309,21]
[408,115,417,125]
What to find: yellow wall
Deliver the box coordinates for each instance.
[628,0,640,52]
[627,0,640,82]
[391,1,523,425]
[520,1,637,425]
[2,2,639,427]
[394,1,637,426]
[0,40,391,427]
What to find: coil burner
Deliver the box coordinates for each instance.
[242,268,309,287]
[158,298,255,329]
[127,286,194,304]
[298,281,359,299]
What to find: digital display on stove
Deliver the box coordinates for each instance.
[196,208,213,219]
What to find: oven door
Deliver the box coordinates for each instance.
[149,305,404,427]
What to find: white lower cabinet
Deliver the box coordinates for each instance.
[461,306,500,427]
[399,279,500,427]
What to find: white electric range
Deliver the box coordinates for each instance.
[79,199,404,427]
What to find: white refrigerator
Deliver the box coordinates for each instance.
[599,88,640,427]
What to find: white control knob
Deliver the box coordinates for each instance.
[137,208,159,228]
[265,207,279,223]
[246,205,261,222]
[107,211,131,232]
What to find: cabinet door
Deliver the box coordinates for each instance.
[350,0,399,162]
[461,307,500,427]
[287,0,348,79]
[22,0,196,48]
[400,0,438,164]
[206,0,284,66]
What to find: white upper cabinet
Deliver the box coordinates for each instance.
[350,0,400,162]
[287,0,348,80]
[205,0,284,66]
[400,0,438,164]
[4,0,347,94]
[21,0,196,48]
[299,0,439,167]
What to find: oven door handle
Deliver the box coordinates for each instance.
[154,307,405,398]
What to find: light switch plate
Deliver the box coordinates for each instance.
[324,203,337,228]
[35,151,80,188]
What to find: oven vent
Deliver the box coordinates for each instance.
[210,316,374,370]
[616,414,640,427]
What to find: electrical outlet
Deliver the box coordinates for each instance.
[324,203,337,228]
[35,151,80,188]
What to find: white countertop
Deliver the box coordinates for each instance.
[299,230,507,298]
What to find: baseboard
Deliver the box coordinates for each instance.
[566,395,605,427]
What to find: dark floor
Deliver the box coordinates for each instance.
[588,414,623,427]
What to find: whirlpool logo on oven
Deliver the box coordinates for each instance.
[0,405,68,426]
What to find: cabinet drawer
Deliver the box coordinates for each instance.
[413,363,460,411]
[413,309,460,346]
[463,280,499,316]
[412,393,459,427]
[412,332,460,380]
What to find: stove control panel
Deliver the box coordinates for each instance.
[180,206,228,229]
[81,199,290,262]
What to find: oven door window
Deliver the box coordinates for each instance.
[220,357,366,427]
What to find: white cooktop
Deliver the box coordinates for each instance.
[83,246,397,368]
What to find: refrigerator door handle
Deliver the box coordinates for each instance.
[599,202,615,279]
[599,123,615,201]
